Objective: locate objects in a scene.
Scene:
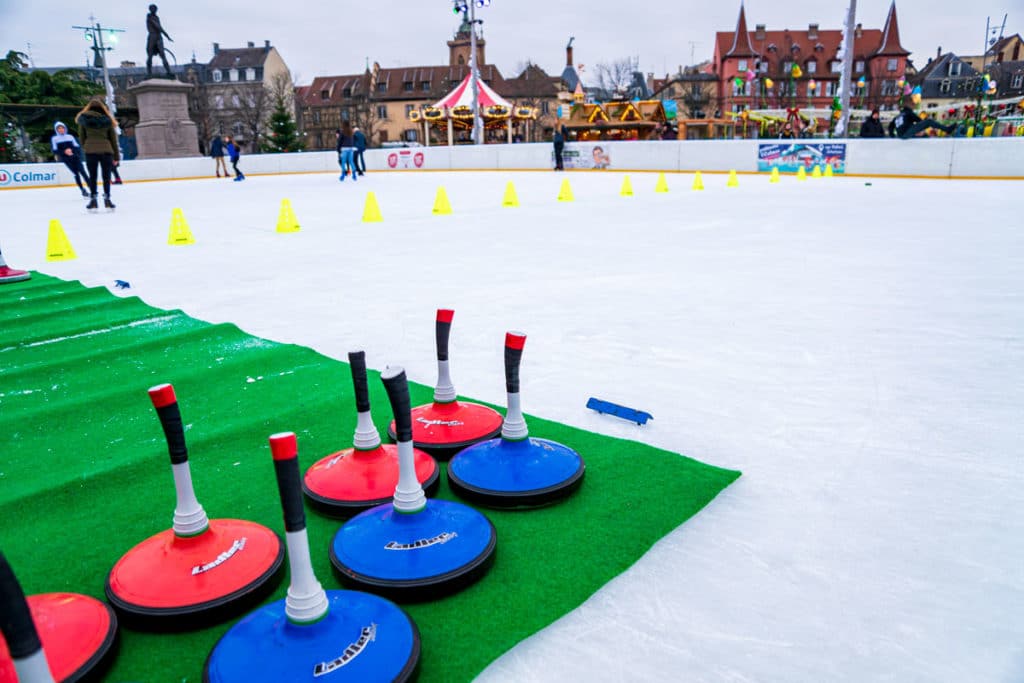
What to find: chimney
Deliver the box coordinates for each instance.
[808,23,818,40]
[247,41,255,48]
[854,23,863,39]
[212,42,220,54]
[566,45,574,67]
[755,24,766,41]
[937,46,942,59]
[264,40,271,50]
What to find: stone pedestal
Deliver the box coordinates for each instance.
[128,78,199,158]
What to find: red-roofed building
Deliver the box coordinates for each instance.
[713,2,910,113]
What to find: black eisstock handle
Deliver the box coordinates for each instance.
[148,383,188,465]
[269,433,305,533]
[348,350,371,413]
[504,332,527,393]
[381,367,413,442]
[0,551,43,661]
[436,308,454,361]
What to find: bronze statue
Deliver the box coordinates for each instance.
[145,4,173,77]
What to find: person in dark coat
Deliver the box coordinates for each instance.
[74,97,120,209]
[553,124,567,171]
[352,126,367,176]
[893,104,958,139]
[210,135,229,177]
[859,109,886,138]
[51,121,90,197]
[336,124,356,181]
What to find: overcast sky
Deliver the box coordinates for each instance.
[2,1,1015,84]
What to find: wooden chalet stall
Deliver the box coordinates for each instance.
[564,100,667,141]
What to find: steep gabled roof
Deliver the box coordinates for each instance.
[873,2,910,56]
[725,4,758,58]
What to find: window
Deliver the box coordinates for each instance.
[342,87,352,97]
[783,61,793,73]
[806,83,817,97]
[939,79,951,94]
[732,81,750,96]
[376,82,387,93]
[806,60,817,74]
[246,68,256,81]
[738,60,748,71]
[341,109,350,121]
[233,122,244,137]
[246,95,256,108]
[421,81,430,91]
[881,79,897,96]
[541,101,550,114]
[825,81,836,97]
[231,94,241,108]
[831,61,842,73]
[855,61,864,73]
[758,59,768,73]
[1013,74,1023,89]
[404,129,418,142]
[376,104,387,119]
[948,62,962,76]
[213,70,223,82]
[403,82,413,92]
[887,58,898,72]
[321,90,329,101]
[214,95,224,109]
[229,68,238,81]
[405,104,416,116]
[313,111,321,124]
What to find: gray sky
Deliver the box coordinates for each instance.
[2,1,1016,84]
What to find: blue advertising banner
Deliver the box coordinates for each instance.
[758,142,847,174]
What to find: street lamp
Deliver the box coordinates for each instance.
[452,0,491,144]
[73,18,126,126]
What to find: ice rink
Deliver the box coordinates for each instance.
[2,167,1022,682]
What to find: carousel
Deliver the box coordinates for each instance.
[409,73,537,146]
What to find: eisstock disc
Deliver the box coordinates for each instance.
[329,498,497,602]
[0,593,118,683]
[105,519,284,629]
[387,400,503,459]
[303,444,440,517]
[0,266,30,284]
[203,590,419,683]
[447,436,586,508]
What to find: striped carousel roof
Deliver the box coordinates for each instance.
[432,73,513,110]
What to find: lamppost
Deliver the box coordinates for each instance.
[452,0,491,144]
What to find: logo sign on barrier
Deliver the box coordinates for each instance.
[386,150,426,169]
[758,143,846,174]
[0,168,60,187]
[553,144,613,170]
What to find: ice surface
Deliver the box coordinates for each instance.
[2,168,1022,682]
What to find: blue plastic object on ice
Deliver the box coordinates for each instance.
[586,397,653,425]
[114,280,130,289]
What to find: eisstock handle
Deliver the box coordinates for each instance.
[348,350,371,413]
[504,332,527,394]
[381,366,413,442]
[269,432,305,533]
[148,383,188,465]
[436,308,454,361]
[0,551,42,661]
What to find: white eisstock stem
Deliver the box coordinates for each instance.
[502,391,529,440]
[434,359,456,403]
[284,529,329,624]
[14,650,55,683]
[352,410,382,450]
[171,461,209,536]
[392,438,427,513]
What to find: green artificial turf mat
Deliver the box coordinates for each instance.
[0,273,740,682]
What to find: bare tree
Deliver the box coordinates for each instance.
[594,57,639,99]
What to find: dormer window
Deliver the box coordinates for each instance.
[767,43,778,53]
[815,43,825,52]
[790,44,801,53]
[213,70,222,82]
[421,80,430,91]
[229,68,238,81]
[948,61,962,76]
[376,82,387,93]
[342,87,352,97]
[320,90,329,101]
[246,68,256,80]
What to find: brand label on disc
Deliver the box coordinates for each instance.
[313,623,377,677]
[416,417,464,427]
[384,531,458,550]
[191,537,247,575]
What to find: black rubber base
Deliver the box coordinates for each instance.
[303,467,442,518]
[447,465,586,510]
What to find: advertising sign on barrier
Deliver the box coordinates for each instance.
[553,144,613,170]
[0,167,60,188]
[758,142,847,174]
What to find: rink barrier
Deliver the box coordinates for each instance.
[2,138,1021,189]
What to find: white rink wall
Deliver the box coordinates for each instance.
[2,137,1021,189]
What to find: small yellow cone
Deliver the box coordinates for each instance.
[691,171,705,191]
[812,165,823,178]
[432,186,453,215]
[726,169,740,187]
[276,198,300,233]
[167,208,195,246]
[557,178,574,202]
[620,175,634,197]
[654,172,669,193]
[502,181,520,207]
[362,191,383,223]
[797,165,808,181]
[770,167,780,184]
[45,219,77,261]
[824,164,834,178]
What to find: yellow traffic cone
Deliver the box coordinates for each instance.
[502,181,520,207]
[620,175,634,197]
[654,172,669,193]
[824,164,834,178]
[167,208,195,246]
[45,219,77,261]
[812,165,823,178]
[770,167,780,184]
[691,171,705,191]
[797,165,808,181]
[362,192,383,222]
[726,169,739,187]
[276,198,300,233]
[432,186,453,215]
[557,178,574,202]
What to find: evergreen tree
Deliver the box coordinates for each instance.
[262,97,304,153]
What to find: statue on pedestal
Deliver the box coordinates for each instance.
[145,4,174,78]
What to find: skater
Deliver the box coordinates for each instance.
[74,97,119,210]
[353,126,367,176]
[336,124,356,181]
[859,109,886,138]
[552,124,566,170]
[51,121,90,197]
[892,104,959,139]
[225,136,244,181]
[210,135,229,177]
